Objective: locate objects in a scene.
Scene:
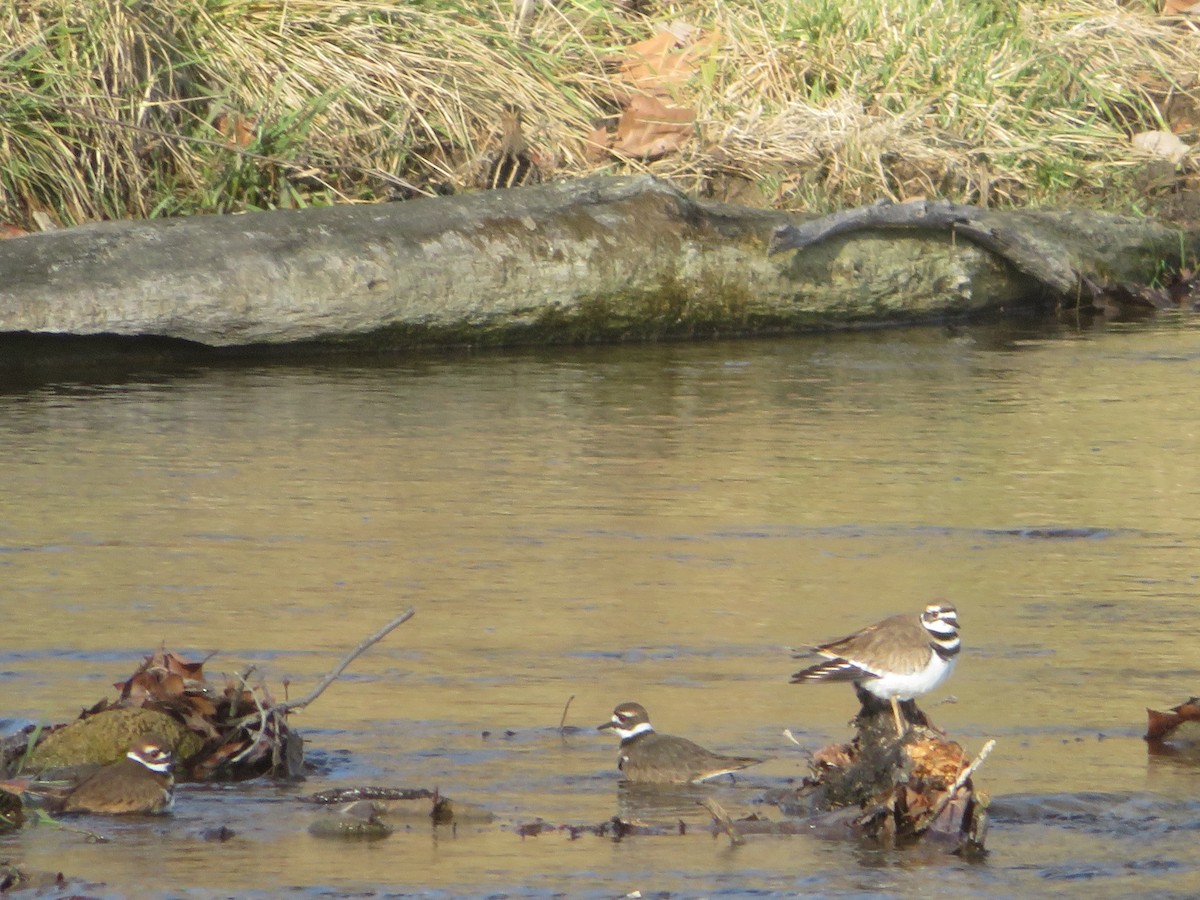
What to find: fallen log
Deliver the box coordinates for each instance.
[0,176,1190,365]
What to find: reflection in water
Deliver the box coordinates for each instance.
[4,318,1200,895]
[613,781,725,822]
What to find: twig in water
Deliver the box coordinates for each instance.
[33,809,110,843]
[278,608,416,714]
[782,728,803,747]
[227,666,257,720]
[559,695,575,733]
[699,797,745,847]
[230,684,270,765]
[929,739,996,822]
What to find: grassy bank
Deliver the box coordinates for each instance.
[1,0,1198,230]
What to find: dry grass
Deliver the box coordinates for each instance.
[1,0,1198,228]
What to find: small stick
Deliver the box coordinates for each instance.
[782,728,803,747]
[33,809,110,843]
[278,608,416,714]
[699,797,745,847]
[229,686,270,764]
[227,666,256,720]
[928,739,996,822]
[558,695,575,732]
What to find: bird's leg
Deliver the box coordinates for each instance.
[889,697,906,738]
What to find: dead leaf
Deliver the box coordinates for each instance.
[186,695,218,718]
[1164,0,1200,14]
[1146,697,1200,741]
[616,26,720,95]
[159,672,186,698]
[810,742,854,770]
[611,93,695,159]
[191,738,251,778]
[585,123,615,162]
[214,112,257,149]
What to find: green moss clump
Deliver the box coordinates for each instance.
[26,708,203,772]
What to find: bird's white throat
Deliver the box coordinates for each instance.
[612,721,654,741]
[130,751,172,773]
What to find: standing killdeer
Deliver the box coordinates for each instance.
[598,702,766,784]
[60,734,175,815]
[790,603,960,737]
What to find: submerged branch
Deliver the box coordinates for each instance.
[279,608,416,714]
[700,797,745,847]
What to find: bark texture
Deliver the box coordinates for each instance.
[0,175,1187,352]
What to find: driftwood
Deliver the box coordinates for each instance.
[306,785,495,826]
[768,688,991,854]
[0,176,1191,367]
[770,199,1200,314]
[770,200,1079,297]
[278,608,415,715]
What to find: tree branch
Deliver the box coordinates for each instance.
[278,608,416,714]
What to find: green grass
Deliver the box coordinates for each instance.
[0,0,1196,228]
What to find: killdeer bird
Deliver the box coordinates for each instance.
[791,603,960,737]
[598,702,765,784]
[60,734,175,815]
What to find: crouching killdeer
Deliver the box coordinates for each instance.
[61,734,176,815]
[790,603,960,737]
[598,702,766,784]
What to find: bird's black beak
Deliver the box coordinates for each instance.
[597,720,616,731]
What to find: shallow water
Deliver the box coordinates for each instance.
[4,316,1200,897]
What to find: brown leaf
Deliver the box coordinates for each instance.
[1164,0,1200,14]
[611,93,695,160]
[811,742,855,770]
[114,670,157,704]
[620,30,688,91]
[618,26,720,94]
[158,672,186,698]
[189,739,250,779]
[584,123,615,162]
[1146,697,1200,741]
[0,224,29,239]
[162,651,207,681]
[213,112,257,148]
[186,694,218,718]
[180,708,222,740]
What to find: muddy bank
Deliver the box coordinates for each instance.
[0,176,1190,360]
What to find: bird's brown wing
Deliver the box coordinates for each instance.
[812,613,928,676]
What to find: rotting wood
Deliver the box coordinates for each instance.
[768,688,991,855]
